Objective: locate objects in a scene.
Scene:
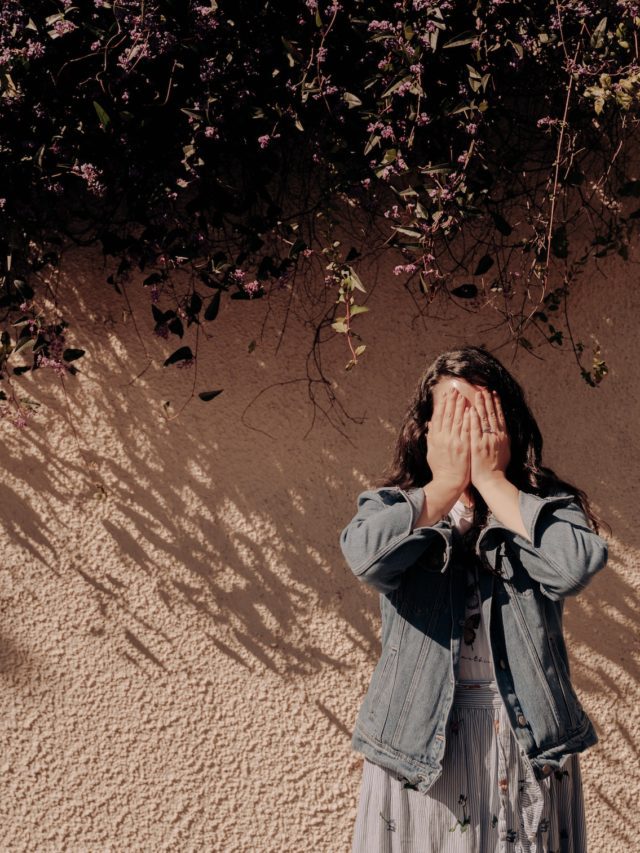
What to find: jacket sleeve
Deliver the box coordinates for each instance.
[477,489,609,601]
[339,486,453,594]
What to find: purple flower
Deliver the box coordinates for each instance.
[36,354,68,375]
[72,162,106,197]
[53,20,77,36]
[243,279,261,296]
[26,40,45,59]
[368,20,396,33]
[393,263,418,275]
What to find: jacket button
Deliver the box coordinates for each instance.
[499,658,507,670]
[517,713,527,726]
[541,764,552,775]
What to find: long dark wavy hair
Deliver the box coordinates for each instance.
[373,345,610,539]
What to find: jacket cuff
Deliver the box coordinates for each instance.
[403,485,426,529]
[340,486,453,593]
[404,486,452,573]
[518,489,575,546]
[475,489,575,580]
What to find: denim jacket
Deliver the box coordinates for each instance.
[340,484,609,793]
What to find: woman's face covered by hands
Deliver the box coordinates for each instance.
[430,376,484,409]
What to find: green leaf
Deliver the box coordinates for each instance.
[14,336,35,354]
[289,238,307,259]
[349,304,369,316]
[343,92,362,108]
[204,291,221,321]
[393,227,422,238]
[62,348,85,362]
[164,346,193,366]
[442,32,476,49]
[348,268,367,292]
[199,389,223,401]
[590,17,608,49]
[507,39,524,59]
[168,317,184,338]
[451,283,478,299]
[420,163,451,175]
[364,133,381,156]
[473,254,494,275]
[381,76,412,99]
[550,225,569,259]
[93,101,111,129]
[490,211,512,236]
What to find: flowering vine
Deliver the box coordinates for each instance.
[1,1,638,429]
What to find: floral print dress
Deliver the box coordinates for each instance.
[351,498,588,853]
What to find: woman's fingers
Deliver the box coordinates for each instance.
[475,388,495,433]
[469,404,480,437]
[453,390,466,427]
[431,388,446,433]
[492,390,506,431]
[485,389,499,430]
[442,389,457,433]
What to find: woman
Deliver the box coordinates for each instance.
[340,346,610,853]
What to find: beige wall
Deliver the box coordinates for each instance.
[0,237,636,851]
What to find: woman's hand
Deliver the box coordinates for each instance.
[426,388,471,493]
[468,388,511,487]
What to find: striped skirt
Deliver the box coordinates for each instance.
[351,681,588,852]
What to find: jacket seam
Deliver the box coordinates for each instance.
[351,488,445,576]
[526,494,591,593]
[353,720,439,772]
[352,529,409,576]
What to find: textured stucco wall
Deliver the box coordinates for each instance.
[0,237,636,852]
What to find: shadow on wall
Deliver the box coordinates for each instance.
[0,243,636,697]
[0,240,637,849]
[0,242,400,686]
